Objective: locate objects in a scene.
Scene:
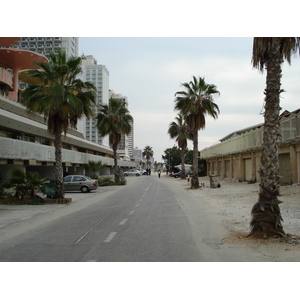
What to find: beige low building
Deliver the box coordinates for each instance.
[200,109,300,185]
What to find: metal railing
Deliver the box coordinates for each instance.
[201,113,300,158]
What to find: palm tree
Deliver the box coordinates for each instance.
[97,98,133,183]
[168,114,192,179]
[249,37,300,239]
[142,145,154,173]
[84,160,106,178]
[3,169,47,199]
[174,76,220,188]
[22,49,96,199]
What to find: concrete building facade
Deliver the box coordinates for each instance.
[200,109,300,185]
[0,37,137,180]
[80,55,110,147]
[12,37,78,59]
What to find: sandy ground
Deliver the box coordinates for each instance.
[175,175,300,261]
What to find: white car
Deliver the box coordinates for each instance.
[123,169,141,176]
[134,168,145,175]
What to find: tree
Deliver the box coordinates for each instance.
[3,169,47,199]
[168,114,192,179]
[22,50,96,199]
[174,76,220,188]
[97,98,133,183]
[249,37,300,239]
[84,160,106,178]
[142,145,154,172]
[162,146,182,173]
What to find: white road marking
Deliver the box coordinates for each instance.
[128,210,135,215]
[104,232,117,243]
[135,203,140,208]
[145,182,153,192]
[75,220,103,244]
[119,218,128,225]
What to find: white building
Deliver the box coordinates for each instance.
[13,37,78,59]
[109,90,134,161]
[80,55,110,147]
[0,37,137,179]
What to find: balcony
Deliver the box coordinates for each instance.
[0,137,135,168]
[201,112,300,159]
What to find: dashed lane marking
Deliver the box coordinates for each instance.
[104,232,117,243]
[75,219,103,244]
[119,218,128,225]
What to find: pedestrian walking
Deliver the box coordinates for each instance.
[158,170,161,178]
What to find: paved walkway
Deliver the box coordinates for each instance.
[0,174,148,230]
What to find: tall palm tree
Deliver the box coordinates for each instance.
[168,114,192,179]
[174,76,220,188]
[142,145,154,173]
[22,50,96,199]
[249,37,300,239]
[97,98,133,183]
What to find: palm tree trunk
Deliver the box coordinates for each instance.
[113,144,119,183]
[191,130,199,188]
[249,39,285,238]
[54,130,65,199]
[180,147,186,179]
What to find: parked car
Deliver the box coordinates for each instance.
[172,171,181,178]
[135,168,147,175]
[63,175,98,193]
[123,169,141,176]
[171,169,192,178]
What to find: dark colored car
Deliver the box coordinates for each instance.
[63,175,98,193]
[172,169,192,178]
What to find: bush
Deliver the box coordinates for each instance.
[115,174,127,185]
[98,176,115,186]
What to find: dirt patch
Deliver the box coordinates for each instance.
[178,176,300,261]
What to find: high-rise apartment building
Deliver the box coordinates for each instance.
[12,37,78,59]
[110,90,134,160]
[80,55,110,147]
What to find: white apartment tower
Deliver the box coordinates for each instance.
[110,91,134,160]
[80,55,110,147]
[13,37,78,59]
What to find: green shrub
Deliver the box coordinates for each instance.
[115,175,127,185]
[98,176,115,186]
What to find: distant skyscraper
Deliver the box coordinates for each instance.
[13,37,78,59]
[80,55,110,147]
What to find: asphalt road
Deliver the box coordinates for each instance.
[0,175,266,262]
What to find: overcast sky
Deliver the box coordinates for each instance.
[11,1,299,163]
[78,37,300,162]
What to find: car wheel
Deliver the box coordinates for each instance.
[81,186,90,193]
[124,173,128,176]
[136,174,140,176]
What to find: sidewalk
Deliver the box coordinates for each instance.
[0,175,138,231]
[0,186,115,230]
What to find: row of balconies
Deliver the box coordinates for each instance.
[21,37,62,41]
[201,113,300,159]
[0,137,135,168]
